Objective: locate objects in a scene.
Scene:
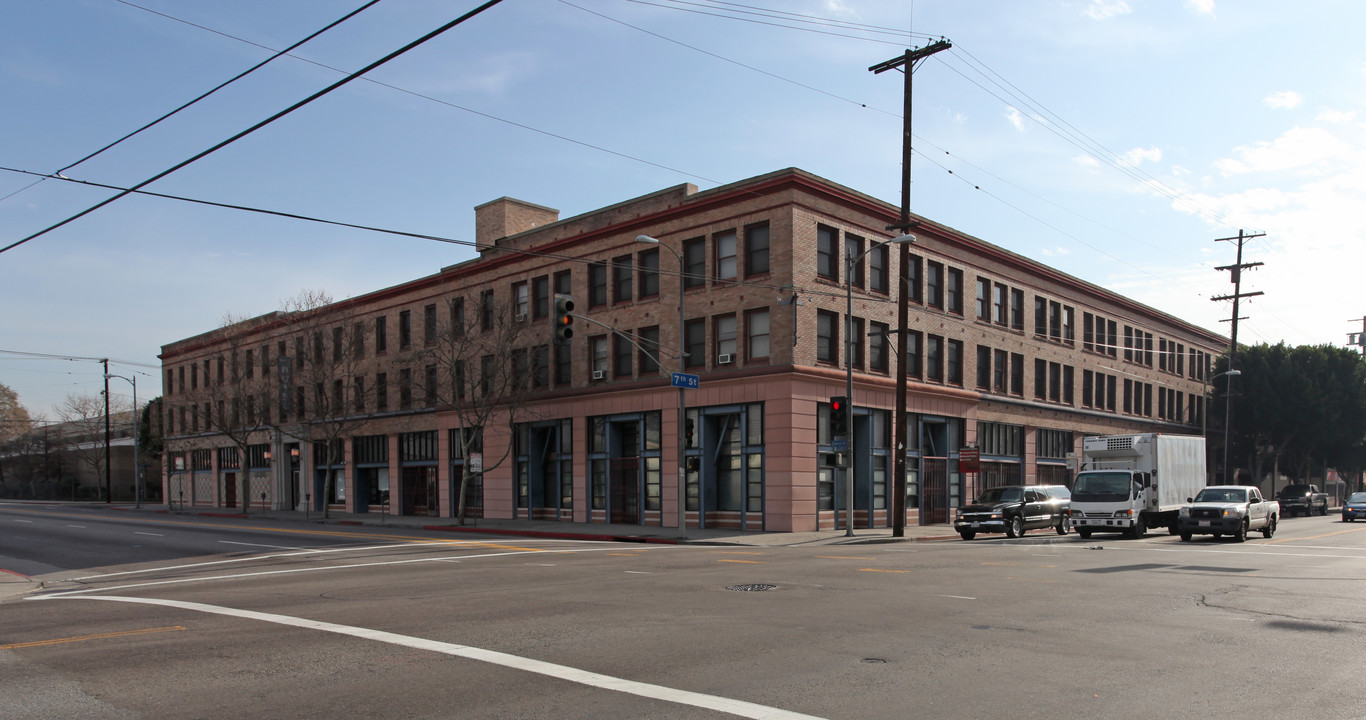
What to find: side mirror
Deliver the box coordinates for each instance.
[1186,497,1193,503]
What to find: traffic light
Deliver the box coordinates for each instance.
[830,396,848,436]
[685,417,695,448]
[553,294,574,341]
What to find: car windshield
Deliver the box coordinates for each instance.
[1071,472,1133,502]
[1349,492,1366,503]
[1195,488,1247,503]
[978,487,1022,503]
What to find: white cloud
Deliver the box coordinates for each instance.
[1006,106,1026,131]
[1184,0,1216,16]
[1264,91,1303,109]
[1317,109,1356,123]
[1040,246,1072,257]
[1074,155,1101,169]
[1083,0,1132,20]
[1215,126,1351,177]
[1121,146,1162,166]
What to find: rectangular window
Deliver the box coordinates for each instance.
[554,270,572,297]
[1010,288,1024,331]
[376,372,388,411]
[994,349,1008,394]
[589,262,608,308]
[926,335,943,381]
[684,319,705,369]
[976,278,990,321]
[480,290,494,331]
[639,326,660,374]
[512,281,529,319]
[850,317,865,370]
[590,337,608,377]
[532,276,550,319]
[245,349,254,380]
[1083,370,1095,407]
[1035,296,1047,336]
[1010,353,1023,396]
[1049,301,1062,341]
[1035,358,1047,400]
[715,314,738,361]
[946,268,963,315]
[424,303,437,344]
[614,333,633,377]
[745,222,770,277]
[816,224,839,281]
[747,309,771,360]
[425,365,437,406]
[846,234,865,289]
[870,320,889,372]
[450,297,466,338]
[638,249,659,298]
[352,323,364,359]
[1083,312,1095,352]
[683,237,706,289]
[907,254,923,303]
[613,255,633,303]
[332,327,343,362]
[554,342,571,386]
[532,345,549,389]
[816,309,838,364]
[715,230,737,281]
[907,330,922,379]
[947,339,962,385]
[926,261,943,309]
[399,368,412,410]
[993,283,1007,325]
[976,345,992,389]
[399,310,412,349]
[1048,362,1061,402]
[869,242,888,293]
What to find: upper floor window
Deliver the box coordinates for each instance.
[845,234,865,290]
[375,315,388,353]
[513,282,529,319]
[747,308,770,360]
[589,262,608,308]
[816,309,838,364]
[424,304,437,344]
[683,237,706,289]
[715,230,737,282]
[715,314,737,361]
[926,261,944,310]
[745,223,770,277]
[869,321,889,372]
[638,249,659,299]
[946,268,963,315]
[399,311,412,350]
[480,290,494,331]
[613,255,633,304]
[684,319,705,369]
[816,225,839,282]
[532,276,549,320]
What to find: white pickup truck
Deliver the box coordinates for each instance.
[1176,485,1279,542]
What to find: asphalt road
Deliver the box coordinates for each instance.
[3,505,1365,719]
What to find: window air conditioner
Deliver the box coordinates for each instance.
[515,313,527,323]
[592,370,606,380]
[717,353,733,364]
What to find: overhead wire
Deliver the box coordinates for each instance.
[0,0,507,256]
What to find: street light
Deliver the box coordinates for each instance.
[636,234,688,538]
[105,372,140,508]
[844,233,917,536]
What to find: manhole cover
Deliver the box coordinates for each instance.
[725,583,778,592]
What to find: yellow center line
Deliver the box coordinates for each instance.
[711,551,766,555]
[1,626,186,650]
[859,568,908,574]
[606,553,641,556]
[717,559,764,564]
[1267,526,1366,544]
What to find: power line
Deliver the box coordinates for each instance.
[0,0,507,256]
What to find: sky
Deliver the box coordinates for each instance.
[3,0,1364,422]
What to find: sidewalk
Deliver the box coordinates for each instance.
[137,503,962,547]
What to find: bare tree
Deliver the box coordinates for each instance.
[57,392,128,499]
[425,293,548,524]
[203,312,278,510]
[279,290,374,519]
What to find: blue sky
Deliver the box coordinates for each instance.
[3,0,1364,420]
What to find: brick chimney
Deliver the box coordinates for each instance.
[474,197,559,250]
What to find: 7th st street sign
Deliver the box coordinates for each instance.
[670,372,700,390]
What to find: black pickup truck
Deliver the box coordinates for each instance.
[954,485,1070,540]
[1277,484,1329,516]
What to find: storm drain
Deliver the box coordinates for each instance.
[725,583,778,592]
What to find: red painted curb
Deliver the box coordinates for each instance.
[337,520,364,526]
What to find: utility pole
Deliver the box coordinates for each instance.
[1212,230,1265,484]
[102,358,111,503]
[871,38,950,537]
[1347,318,1366,356]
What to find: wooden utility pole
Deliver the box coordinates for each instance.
[870,39,950,537]
[1212,230,1265,484]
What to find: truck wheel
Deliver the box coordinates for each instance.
[1233,520,1248,543]
[1055,518,1068,536]
[1006,516,1023,538]
[1262,516,1276,538]
[959,531,976,541]
[1077,529,1092,539]
[1179,532,1192,542]
[1320,502,1329,516]
[1167,523,1180,536]
[1127,518,1146,539]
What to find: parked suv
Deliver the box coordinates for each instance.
[1277,484,1329,516]
[955,484,1071,540]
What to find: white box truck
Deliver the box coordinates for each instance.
[1069,433,1206,539]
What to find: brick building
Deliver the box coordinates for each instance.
[159,168,1225,532]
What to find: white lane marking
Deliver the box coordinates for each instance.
[42,547,634,597]
[134,532,164,537]
[13,519,32,523]
[53,595,828,720]
[72,541,475,581]
[935,595,976,600]
[625,571,651,574]
[67,525,87,529]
